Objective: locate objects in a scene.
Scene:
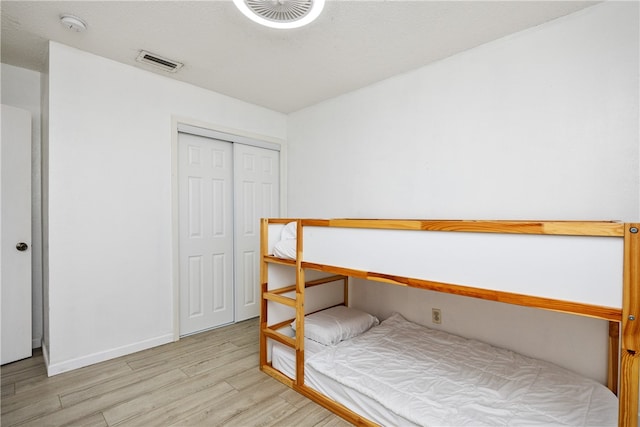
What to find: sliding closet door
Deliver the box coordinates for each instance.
[234,143,279,321]
[178,133,234,335]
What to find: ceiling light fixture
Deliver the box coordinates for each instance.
[60,14,87,32]
[233,0,325,29]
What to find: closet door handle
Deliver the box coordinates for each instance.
[16,242,28,251]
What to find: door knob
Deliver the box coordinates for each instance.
[16,242,28,251]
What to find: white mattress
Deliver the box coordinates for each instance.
[272,314,618,426]
[272,335,418,426]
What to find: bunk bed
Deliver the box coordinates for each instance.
[259,218,639,426]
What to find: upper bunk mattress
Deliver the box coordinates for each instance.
[305,313,618,426]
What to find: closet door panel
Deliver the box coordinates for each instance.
[234,143,279,321]
[178,133,234,335]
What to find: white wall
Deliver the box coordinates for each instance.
[1,63,43,350]
[287,2,639,384]
[288,2,638,222]
[45,42,287,374]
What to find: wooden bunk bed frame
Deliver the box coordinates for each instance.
[259,218,640,427]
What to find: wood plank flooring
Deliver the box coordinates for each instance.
[1,318,350,427]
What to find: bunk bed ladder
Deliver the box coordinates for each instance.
[259,219,349,389]
[259,218,296,386]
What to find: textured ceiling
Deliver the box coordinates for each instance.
[1,1,599,113]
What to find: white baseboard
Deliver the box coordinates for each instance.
[32,337,42,349]
[45,333,174,377]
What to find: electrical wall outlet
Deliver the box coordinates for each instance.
[432,308,442,324]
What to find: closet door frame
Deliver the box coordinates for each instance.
[170,117,287,341]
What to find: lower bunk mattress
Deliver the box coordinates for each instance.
[271,312,618,426]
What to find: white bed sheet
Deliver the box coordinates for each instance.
[271,334,417,426]
[272,314,618,426]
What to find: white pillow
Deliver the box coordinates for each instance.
[280,221,297,240]
[291,305,379,345]
[272,221,297,259]
[273,239,296,259]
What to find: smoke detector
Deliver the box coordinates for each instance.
[60,14,87,32]
[233,0,325,29]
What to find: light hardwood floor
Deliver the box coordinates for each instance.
[1,318,350,427]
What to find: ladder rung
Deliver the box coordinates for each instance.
[268,275,347,296]
[263,327,296,348]
[264,255,296,266]
[263,292,296,307]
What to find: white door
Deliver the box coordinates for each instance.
[1,105,32,364]
[178,133,234,336]
[234,143,279,321]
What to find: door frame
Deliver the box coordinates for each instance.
[170,116,287,341]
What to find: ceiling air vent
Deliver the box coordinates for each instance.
[136,50,183,73]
